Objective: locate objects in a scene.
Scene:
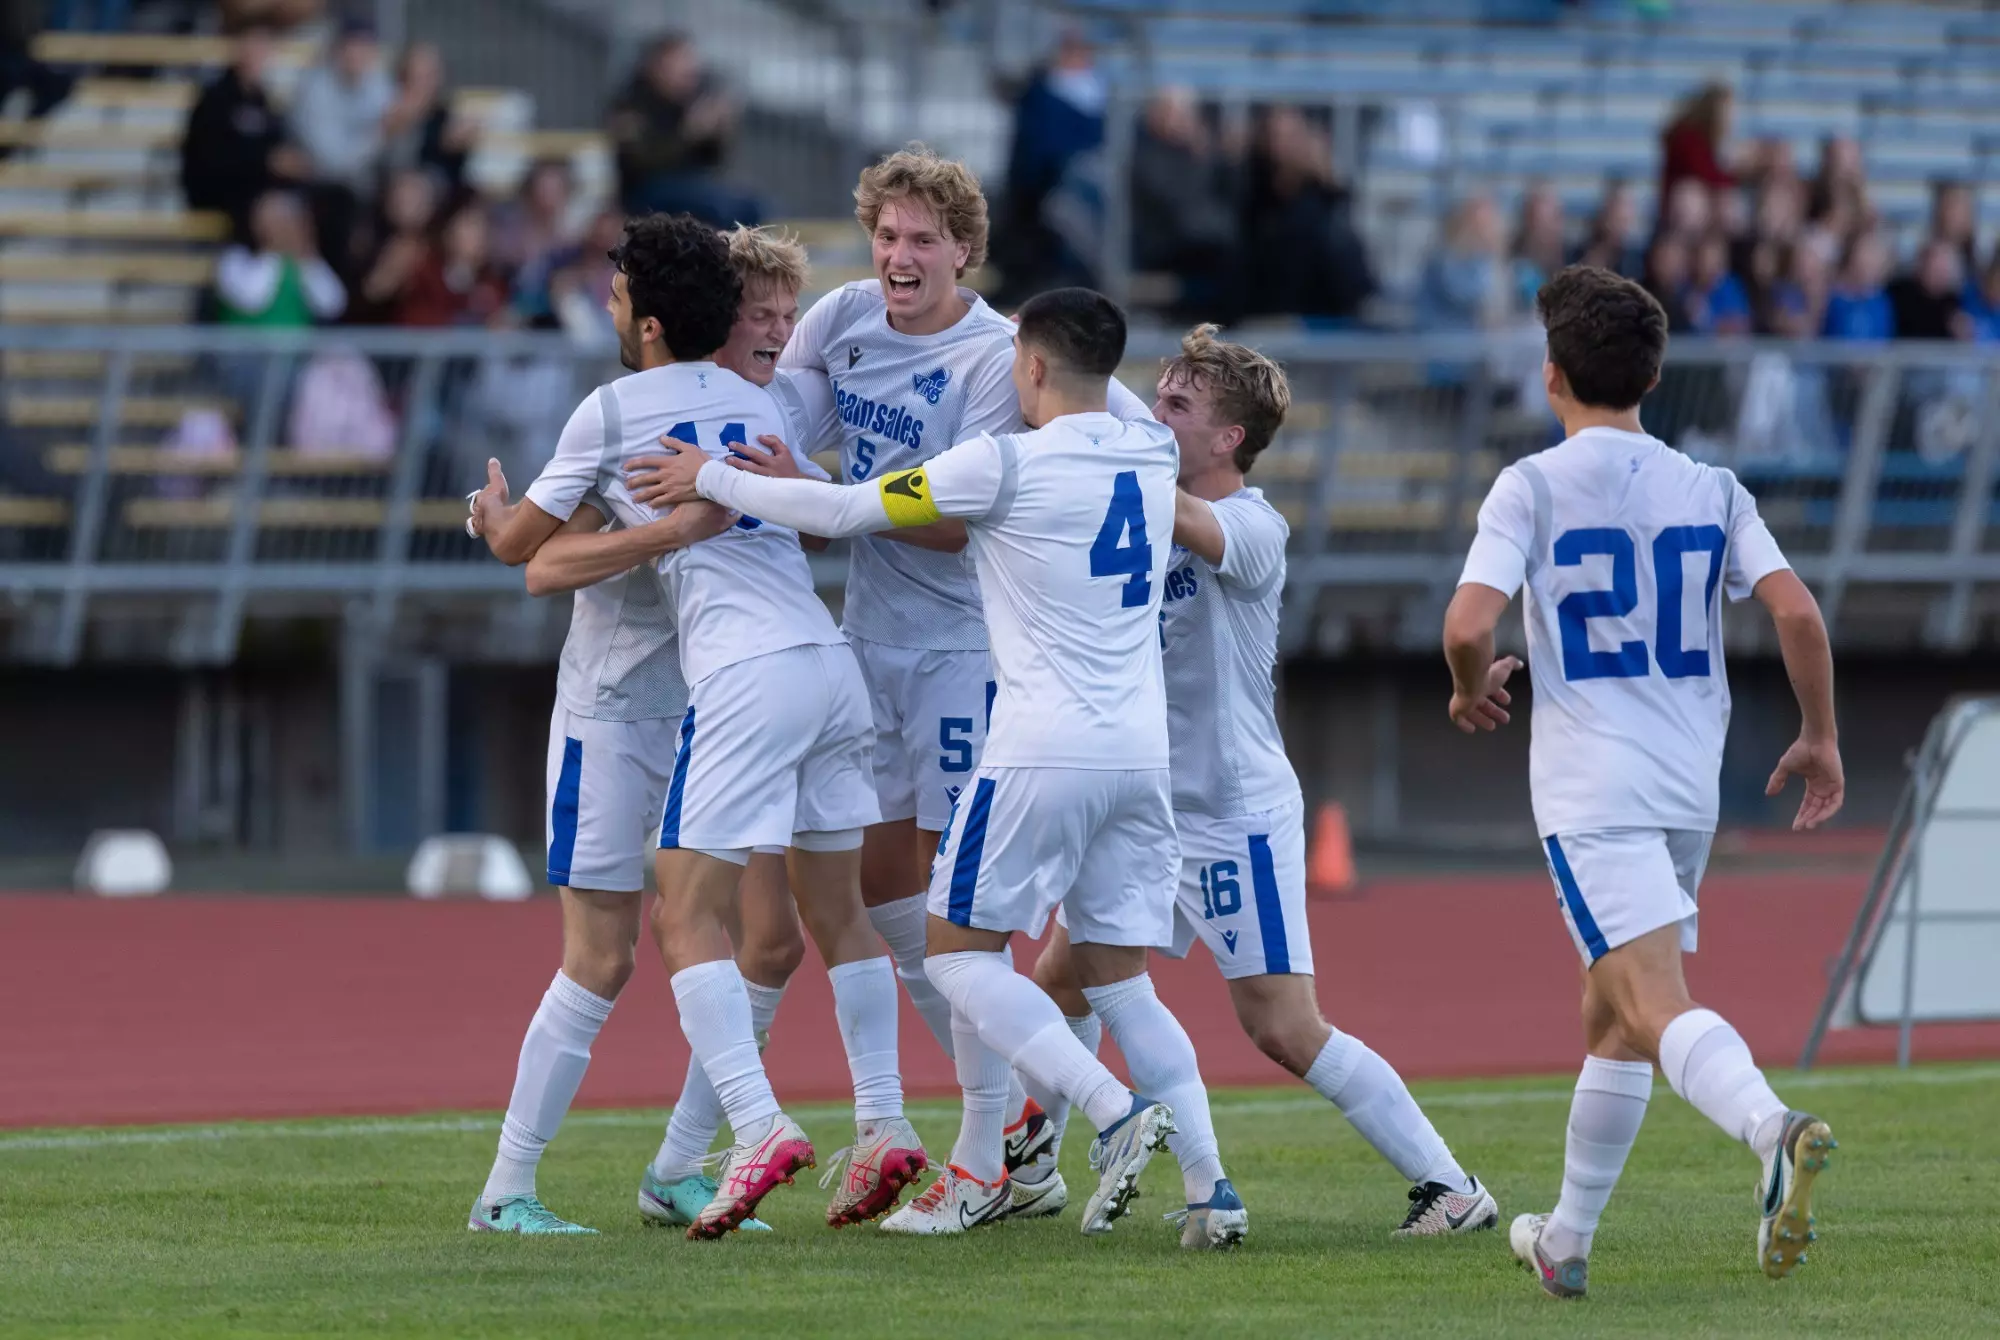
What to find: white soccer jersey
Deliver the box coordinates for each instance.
[925,413,1181,769]
[781,279,1154,650]
[530,363,843,689]
[1458,426,1790,836]
[1162,488,1301,818]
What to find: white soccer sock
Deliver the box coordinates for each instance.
[1014,1013,1101,1185]
[1304,1027,1471,1193]
[1658,1008,1788,1158]
[924,950,1132,1132]
[483,971,614,1202]
[670,960,781,1139]
[868,893,956,1059]
[828,955,904,1124]
[1084,975,1225,1202]
[948,1007,1010,1184]
[652,981,787,1182]
[1544,1055,1654,1261]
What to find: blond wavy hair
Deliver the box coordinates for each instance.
[853,145,989,274]
[724,224,810,296]
[1160,324,1292,473]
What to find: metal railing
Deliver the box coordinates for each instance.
[6,325,2000,667]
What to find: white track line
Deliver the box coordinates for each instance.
[6,1063,1998,1155]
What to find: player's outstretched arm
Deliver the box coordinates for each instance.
[1441,583,1522,734]
[524,501,735,598]
[1753,569,1844,830]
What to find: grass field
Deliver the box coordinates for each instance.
[7,1066,1999,1338]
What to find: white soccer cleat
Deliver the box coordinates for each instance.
[1003,1166,1068,1220]
[1003,1097,1055,1175]
[1167,1177,1248,1250]
[820,1114,929,1227]
[1395,1175,1500,1236]
[1080,1097,1176,1235]
[1510,1211,1588,1299]
[1758,1111,1835,1280]
[878,1164,1011,1236]
[686,1112,815,1240]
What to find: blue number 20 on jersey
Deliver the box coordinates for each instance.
[1555,524,1726,682]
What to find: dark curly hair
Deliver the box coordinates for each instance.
[1536,264,1667,411]
[608,213,740,361]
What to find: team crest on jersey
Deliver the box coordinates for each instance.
[913,366,950,405]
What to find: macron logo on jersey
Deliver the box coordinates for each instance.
[849,344,863,368]
[832,379,925,451]
[913,366,950,406]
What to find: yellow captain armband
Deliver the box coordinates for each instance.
[876,466,942,527]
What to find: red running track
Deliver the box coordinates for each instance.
[5,875,1999,1129]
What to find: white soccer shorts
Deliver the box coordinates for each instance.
[1541,827,1714,964]
[659,642,882,853]
[928,765,1178,947]
[1159,797,1315,979]
[545,705,680,892]
[848,635,993,833]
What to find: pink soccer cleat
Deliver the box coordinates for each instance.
[820,1115,929,1227]
[687,1113,816,1240]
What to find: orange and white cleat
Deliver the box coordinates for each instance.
[820,1115,929,1227]
[687,1113,815,1240]
[879,1164,1011,1236]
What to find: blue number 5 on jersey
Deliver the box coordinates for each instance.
[1555,524,1726,682]
[1090,470,1154,607]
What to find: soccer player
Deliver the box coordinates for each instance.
[460,225,828,1235]
[645,287,1239,1247]
[1013,325,1499,1241]
[778,147,1152,1088]
[588,216,912,1238]
[1444,265,1843,1298]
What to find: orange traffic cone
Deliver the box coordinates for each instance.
[1307,801,1356,895]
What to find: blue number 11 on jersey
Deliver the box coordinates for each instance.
[1555,524,1726,681]
[1090,470,1154,607]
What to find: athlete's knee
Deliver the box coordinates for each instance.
[739,922,806,985]
[563,939,635,999]
[1237,997,1327,1076]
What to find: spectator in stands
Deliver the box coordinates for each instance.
[1643,233,1693,333]
[1,1,74,133]
[1765,241,1831,339]
[1970,251,2000,343]
[1889,239,1974,343]
[1805,135,1871,259]
[998,28,1105,298]
[1129,87,1241,320]
[380,42,476,198]
[215,189,345,328]
[1241,105,1373,325]
[492,158,578,329]
[1658,177,1713,244]
[1573,180,1644,278]
[607,33,757,228]
[1419,194,1508,331]
[548,207,625,343]
[1509,182,1567,309]
[1684,233,1750,336]
[1927,179,1978,276]
[395,199,507,328]
[291,18,396,281]
[352,167,437,323]
[1823,231,1894,341]
[178,23,306,240]
[1658,83,1737,205]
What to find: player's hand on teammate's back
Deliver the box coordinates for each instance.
[729,434,803,479]
[1448,656,1522,734]
[464,457,510,539]
[627,438,707,507]
[1765,735,1845,831]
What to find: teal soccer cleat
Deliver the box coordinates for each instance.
[638,1167,773,1232]
[469,1195,597,1235]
